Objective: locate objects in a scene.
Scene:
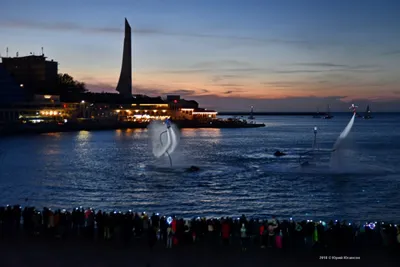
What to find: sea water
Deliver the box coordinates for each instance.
[0,114,400,221]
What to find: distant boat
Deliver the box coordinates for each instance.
[248,106,255,119]
[363,105,373,119]
[313,108,321,118]
[323,105,334,119]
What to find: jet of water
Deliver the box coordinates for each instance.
[148,119,180,167]
[332,113,356,151]
[330,106,357,170]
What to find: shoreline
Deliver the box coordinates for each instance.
[0,120,265,137]
[219,112,327,116]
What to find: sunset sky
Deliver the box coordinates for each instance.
[1,0,400,111]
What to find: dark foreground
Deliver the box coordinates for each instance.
[1,234,399,267]
[1,205,400,266]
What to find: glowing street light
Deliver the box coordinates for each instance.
[313,126,318,150]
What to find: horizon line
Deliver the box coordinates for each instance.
[217,111,397,113]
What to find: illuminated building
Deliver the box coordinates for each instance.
[114,99,171,122]
[166,95,199,109]
[164,95,217,120]
[3,94,77,124]
[178,108,218,120]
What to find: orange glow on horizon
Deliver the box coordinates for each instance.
[68,69,400,103]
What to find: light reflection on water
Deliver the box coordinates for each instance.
[0,115,400,220]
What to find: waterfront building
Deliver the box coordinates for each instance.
[166,95,199,109]
[0,54,58,99]
[100,94,217,122]
[59,93,172,122]
[111,95,171,122]
[0,54,64,124]
[0,63,25,122]
[1,94,77,124]
[178,108,218,120]
[164,95,217,120]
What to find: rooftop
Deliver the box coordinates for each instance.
[1,54,56,63]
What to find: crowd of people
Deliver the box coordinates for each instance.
[1,204,400,253]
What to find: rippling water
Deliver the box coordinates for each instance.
[1,114,400,221]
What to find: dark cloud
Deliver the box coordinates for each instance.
[262,81,311,87]
[285,63,380,74]
[85,82,115,93]
[132,84,168,96]
[261,79,388,89]
[381,50,400,56]
[168,89,196,95]
[160,67,264,75]
[361,81,390,87]
[190,60,251,69]
[159,69,210,74]
[292,63,379,69]
[271,70,326,74]
[0,20,160,35]
[85,82,206,97]
[85,83,166,96]
[226,68,263,73]
[292,63,348,68]
[132,85,199,98]
[222,89,245,94]
[0,19,308,46]
[176,34,307,46]
[269,66,380,74]
[211,74,246,83]
[217,83,244,87]
[348,65,378,70]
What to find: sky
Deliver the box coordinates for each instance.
[1,0,400,111]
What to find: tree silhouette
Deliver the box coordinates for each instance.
[57,73,87,95]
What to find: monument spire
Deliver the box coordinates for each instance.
[116,18,132,98]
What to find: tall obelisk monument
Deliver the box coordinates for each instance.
[116,18,132,98]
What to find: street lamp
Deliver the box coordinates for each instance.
[80,100,86,118]
[313,126,318,150]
